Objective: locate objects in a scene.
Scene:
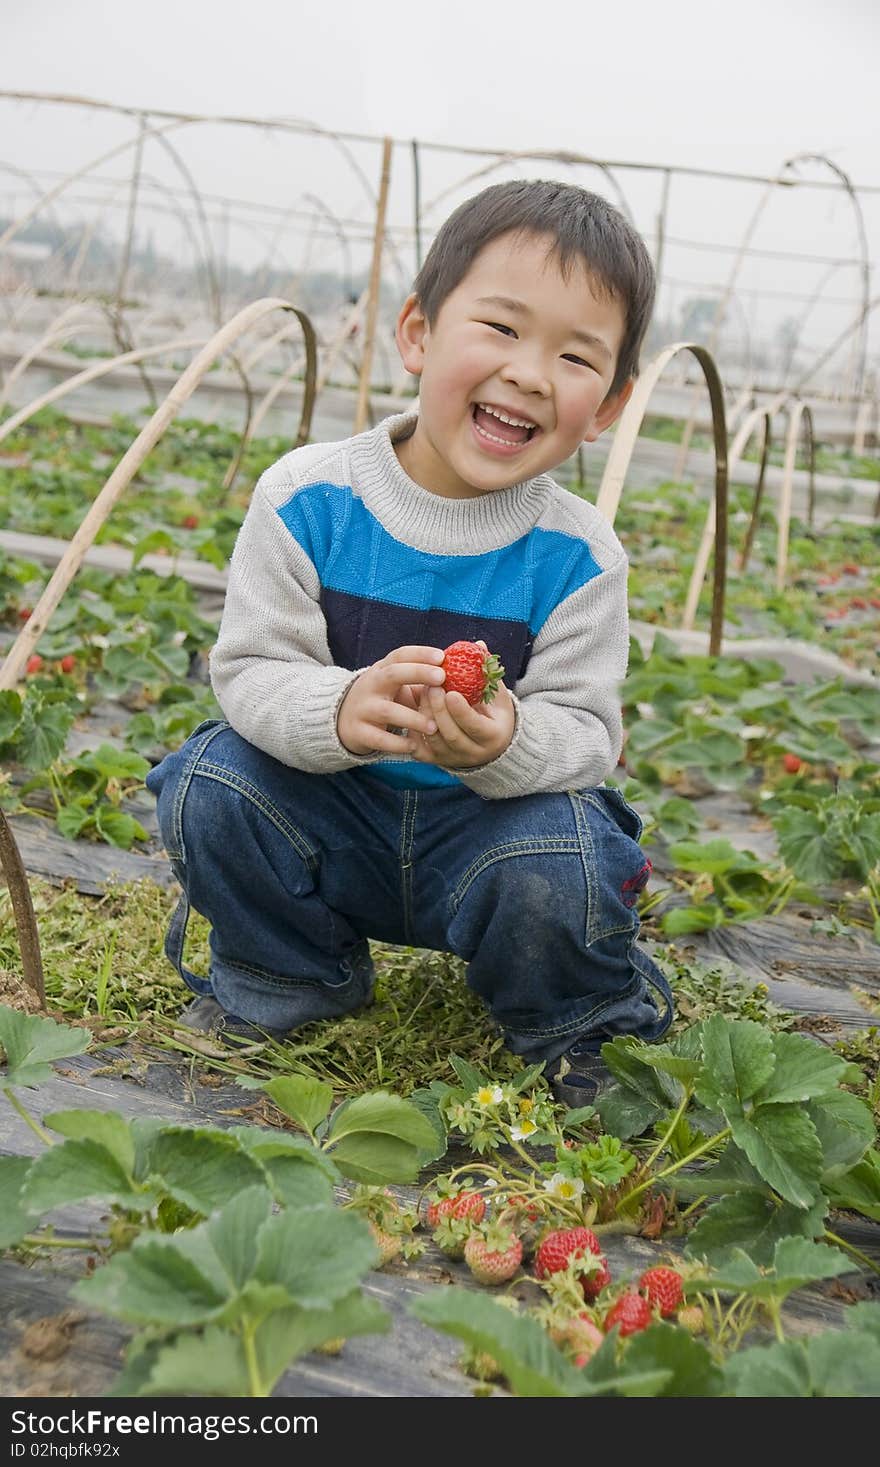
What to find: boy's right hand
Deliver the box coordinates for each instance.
[336,645,445,756]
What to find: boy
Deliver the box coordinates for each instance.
[146,178,673,1105]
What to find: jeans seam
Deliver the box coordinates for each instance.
[220,957,334,991]
[571,790,644,946]
[400,789,418,946]
[504,975,641,1039]
[194,764,319,872]
[168,720,229,862]
[451,838,581,912]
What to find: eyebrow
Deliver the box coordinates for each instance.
[475,295,613,359]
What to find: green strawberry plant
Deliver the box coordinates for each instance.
[0,1003,439,1395]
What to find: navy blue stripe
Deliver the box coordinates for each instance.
[277,481,603,638]
[321,588,532,683]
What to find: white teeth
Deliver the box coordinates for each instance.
[477,403,536,429]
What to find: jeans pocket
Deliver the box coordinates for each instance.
[593,785,644,841]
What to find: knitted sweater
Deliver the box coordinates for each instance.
[209,411,630,799]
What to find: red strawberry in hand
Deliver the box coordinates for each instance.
[441,640,504,706]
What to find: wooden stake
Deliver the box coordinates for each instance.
[354,137,393,435]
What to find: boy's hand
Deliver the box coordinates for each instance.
[337,645,445,756]
[412,681,515,769]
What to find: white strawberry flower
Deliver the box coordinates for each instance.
[475,1085,504,1107]
[510,1118,539,1141]
[542,1172,585,1201]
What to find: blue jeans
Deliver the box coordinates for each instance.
[145,720,673,1064]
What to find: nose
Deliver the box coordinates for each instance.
[499,351,552,398]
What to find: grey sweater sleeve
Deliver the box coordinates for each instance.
[208,476,374,772]
[446,553,629,798]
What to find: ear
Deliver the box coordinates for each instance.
[582,378,634,442]
[395,293,430,377]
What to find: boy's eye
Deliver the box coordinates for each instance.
[562,353,592,368]
[485,321,516,337]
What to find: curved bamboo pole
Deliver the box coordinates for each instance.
[420,149,634,225]
[0,333,204,448]
[0,301,107,407]
[0,298,302,691]
[0,808,45,1006]
[775,402,816,592]
[736,413,773,572]
[681,391,788,629]
[595,341,728,654]
[221,305,317,493]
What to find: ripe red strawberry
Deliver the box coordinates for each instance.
[534,1226,602,1279]
[604,1292,652,1337]
[842,563,860,575]
[17,607,32,621]
[441,640,504,706]
[782,753,803,774]
[870,598,880,611]
[425,1189,486,1229]
[464,1225,523,1285]
[849,597,868,610]
[181,514,200,530]
[638,1266,683,1317]
[581,1257,612,1301]
[25,654,43,675]
[59,655,76,674]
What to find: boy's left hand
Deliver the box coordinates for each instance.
[411,681,515,769]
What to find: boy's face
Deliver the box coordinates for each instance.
[394,230,632,499]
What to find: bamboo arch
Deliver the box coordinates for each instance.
[595,341,729,654]
[680,391,788,629]
[0,297,317,690]
[0,808,44,1005]
[774,402,816,593]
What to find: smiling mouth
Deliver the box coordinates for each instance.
[472,402,539,447]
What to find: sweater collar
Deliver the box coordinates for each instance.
[349,411,552,554]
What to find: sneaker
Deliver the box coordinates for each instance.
[176,995,290,1044]
[545,1042,612,1108]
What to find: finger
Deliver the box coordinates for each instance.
[383,646,445,667]
[375,660,447,692]
[377,698,438,736]
[428,687,493,746]
[351,726,420,756]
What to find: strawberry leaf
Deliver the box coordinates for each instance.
[695,1015,776,1108]
[684,1191,827,1267]
[254,1205,379,1309]
[728,1103,824,1208]
[754,1032,858,1106]
[808,1091,876,1177]
[22,1138,149,1213]
[253,1074,334,1137]
[0,1156,35,1248]
[725,1331,880,1397]
[409,1288,587,1396]
[324,1130,424,1185]
[0,689,23,742]
[686,1237,851,1302]
[617,1322,724,1397]
[74,1236,228,1325]
[0,1004,91,1089]
[45,1109,136,1174]
[140,1126,267,1215]
[825,1148,880,1221]
[325,1091,440,1148]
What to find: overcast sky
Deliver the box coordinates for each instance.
[2,0,878,376]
